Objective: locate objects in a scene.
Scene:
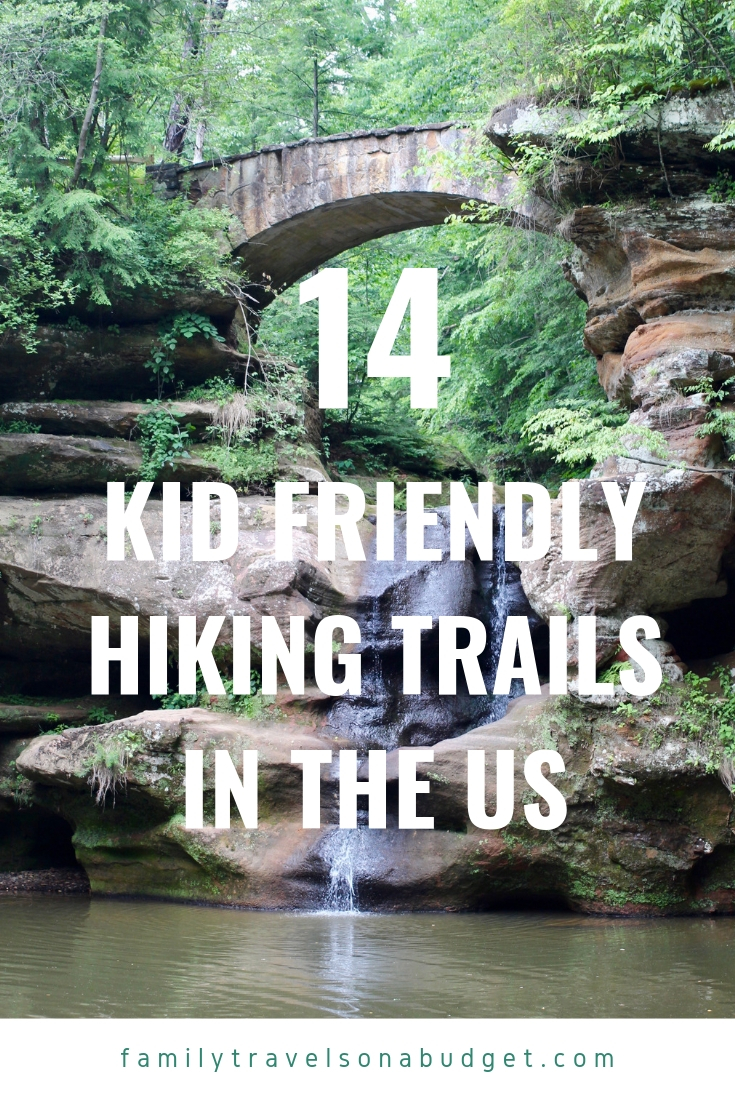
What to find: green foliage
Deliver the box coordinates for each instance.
[155,668,204,711]
[198,364,308,446]
[155,669,279,721]
[523,403,669,470]
[260,222,604,484]
[0,173,239,345]
[425,226,599,483]
[0,420,41,434]
[144,311,224,397]
[707,170,735,202]
[599,659,634,684]
[203,440,280,492]
[688,374,735,461]
[85,728,144,805]
[186,376,238,403]
[39,188,143,305]
[0,166,72,348]
[86,706,115,725]
[697,405,735,456]
[0,760,34,806]
[0,0,243,343]
[186,364,307,490]
[676,670,735,761]
[136,404,192,481]
[192,0,395,152]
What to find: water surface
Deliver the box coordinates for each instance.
[0,897,733,1018]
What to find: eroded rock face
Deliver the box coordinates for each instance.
[0,400,219,439]
[520,467,735,663]
[558,203,735,395]
[0,494,366,689]
[9,690,735,913]
[515,193,735,662]
[0,325,249,402]
[0,434,222,493]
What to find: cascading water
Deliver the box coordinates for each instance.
[320,503,546,912]
[327,503,545,749]
[320,825,376,912]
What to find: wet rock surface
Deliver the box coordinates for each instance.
[0,868,90,894]
[327,506,545,747]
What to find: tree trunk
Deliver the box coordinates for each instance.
[313,57,319,137]
[193,120,206,163]
[163,90,191,155]
[162,0,228,158]
[69,9,108,188]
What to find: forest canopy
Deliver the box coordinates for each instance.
[1,0,734,482]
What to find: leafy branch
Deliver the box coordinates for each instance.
[136,404,193,481]
[523,403,669,467]
[144,310,224,398]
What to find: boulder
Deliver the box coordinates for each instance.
[15,708,350,904]
[0,493,366,674]
[520,468,735,665]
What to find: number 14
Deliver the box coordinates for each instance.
[300,267,451,410]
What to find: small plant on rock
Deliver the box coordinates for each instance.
[145,312,224,398]
[0,420,41,434]
[136,405,193,481]
[87,706,115,725]
[86,729,143,806]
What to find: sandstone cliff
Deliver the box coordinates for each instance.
[4,88,735,913]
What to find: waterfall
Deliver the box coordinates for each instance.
[327,503,543,749]
[320,828,367,912]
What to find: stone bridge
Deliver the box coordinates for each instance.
[161,123,555,291]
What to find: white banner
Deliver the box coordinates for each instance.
[0,1017,726,1100]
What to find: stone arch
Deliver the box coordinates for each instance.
[171,123,555,290]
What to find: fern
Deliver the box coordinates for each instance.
[523,403,669,467]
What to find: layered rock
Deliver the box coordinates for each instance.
[0,400,218,439]
[486,88,735,202]
[8,687,735,913]
[0,434,222,493]
[483,96,735,665]
[0,494,365,691]
[0,325,250,402]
